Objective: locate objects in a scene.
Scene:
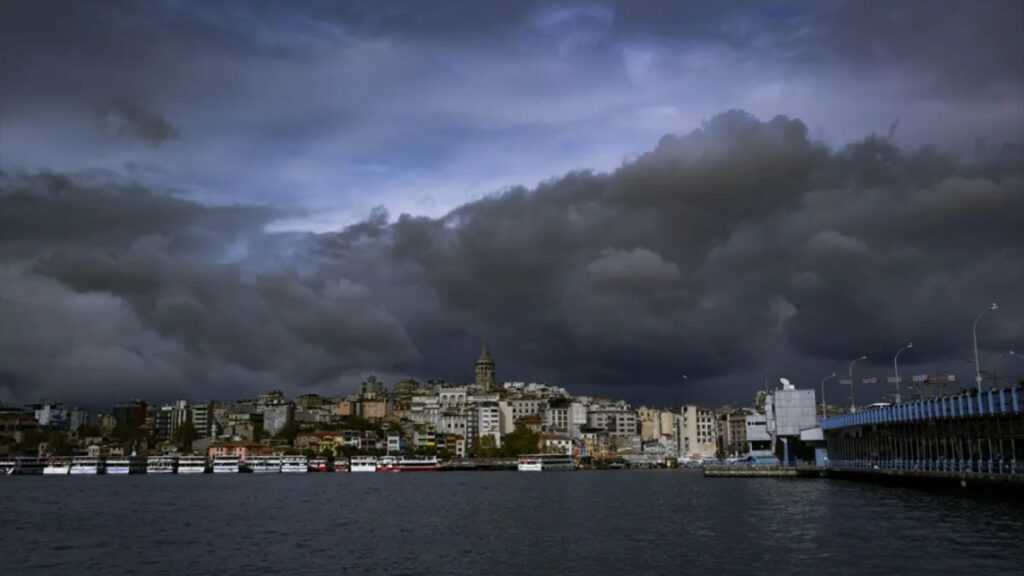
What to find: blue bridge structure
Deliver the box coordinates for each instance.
[820,385,1024,482]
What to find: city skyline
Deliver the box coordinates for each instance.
[1,1,1022,408]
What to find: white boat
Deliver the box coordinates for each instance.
[281,455,308,473]
[350,456,377,473]
[308,458,328,472]
[0,459,17,475]
[43,458,72,475]
[518,454,576,472]
[104,457,132,475]
[398,457,442,472]
[13,457,43,475]
[212,455,241,474]
[250,455,281,473]
[333,458,350,472]
[376,455,400,472]
[147,456,177,474]
[177,456,207,474]
[70,456,102,475]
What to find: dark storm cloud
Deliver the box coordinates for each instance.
[96,100,179,145]
[0,172,419,406]
[307,112,1023,398]
[1,0,1021,407]
[1,111,1021,407]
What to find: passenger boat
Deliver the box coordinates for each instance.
[104,457,133,475]
[43,457,72,475]
[333,458,350,472]
[146,455,178,474]
[308,458,328,472]
[177,456,207,474]
[376,455,400,473]
[281,455,308,473]
[212,455,241,474]
[349,456,377,473]
[249,455,281,473]
[70,456,103,475]
[397,457,442,471]
[13,457,44,475]
[517,454,577,472]
[0,458,16,475]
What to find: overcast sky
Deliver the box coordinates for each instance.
[1,0,1022,409]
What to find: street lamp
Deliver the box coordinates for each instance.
[820,373,837,420]
[894,343,913,402]
[972,302,998,393]
[848,356,867,412]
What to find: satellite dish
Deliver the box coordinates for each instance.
[779,378,790,387]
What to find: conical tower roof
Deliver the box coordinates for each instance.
[477,338,494,364]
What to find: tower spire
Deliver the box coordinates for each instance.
[475,338,496,390]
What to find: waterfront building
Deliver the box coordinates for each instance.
[191,402,212,438]
[765,381,818,464]
[545,399,571,433]
[386,432,401,453]
[361,375,386,399]
[542,434,573,455]
[112,400,147,428]
[224,411,264,442]
[0,406,36,442]
[677,405,718,460]
[28,401,66,429]
[718,409,751,457]
[477,402,503,448]
[208,441,262,463]
[295,394,325,410]
[263,402,295,437]
[745,413,771,454]
[587,405,638,437]
[475,339,497,390]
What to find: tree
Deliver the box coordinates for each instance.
[173,423,198,450]
[274,421,301,443]
[499,427,541,457]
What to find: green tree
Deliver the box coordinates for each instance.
[274,421,301,443]
[499,427,541,457]
[173,423,198,450]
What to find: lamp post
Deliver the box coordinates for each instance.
[820,373,836,420]
[973,303,998,393]
[894,343,913,403]
[848,356,867,412]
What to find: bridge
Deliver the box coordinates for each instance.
[819,384,1024,485]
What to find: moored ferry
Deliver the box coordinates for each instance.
[14,457,43,475]
[104,457,133,475]
[147,455,177,474]
[398,457,442,472]
[43,457,72,475]
[308,458,328,472]
[376,455,400,473]
[350,456,377,473]
[333,458,350,472]
[70,456,103,475]
[281,455,308,473]
[249,455,281,473]
[0,458,16,475]
[212,455,241,474]
[177,456,207,474]
[517,454,577,472]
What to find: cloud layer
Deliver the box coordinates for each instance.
[2,111,1021,407]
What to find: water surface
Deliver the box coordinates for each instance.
[2,471,1022,575]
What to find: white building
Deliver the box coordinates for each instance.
[676,405,718,460]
